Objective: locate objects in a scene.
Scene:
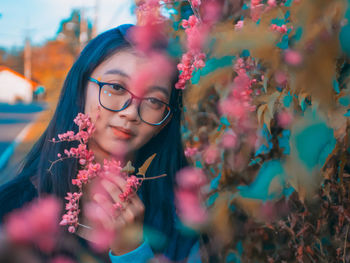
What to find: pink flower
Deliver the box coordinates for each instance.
[284,49,303,66]
[277,111,293,128]
[250,3,265,22]
[176,167,207,189]
[274,71,288,85]
[203,146,219,165]
[267,0,277,7]
[222,131,238,148]
[235,20,244,31]
[175,189,208,225]
[129,53,173,96]
[128,15,166,53]
[202,0,221,25]
[190,0,201,8]
[175,168,208,226]
[270,24,288,34]
[51,256,77,263]
[5,196,61,253]
[184,146,198,157]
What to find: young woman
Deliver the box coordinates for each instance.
[0,24,200,262]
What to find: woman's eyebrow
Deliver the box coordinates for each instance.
[104,69,130,78]
[148,86,170,98]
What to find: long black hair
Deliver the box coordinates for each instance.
[11,24,197,261]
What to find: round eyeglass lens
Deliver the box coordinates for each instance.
[100,84,131,111]
[139,98,170,124]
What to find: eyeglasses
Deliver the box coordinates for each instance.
[89,77,172,126]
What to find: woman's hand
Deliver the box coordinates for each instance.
[87,174,145,255]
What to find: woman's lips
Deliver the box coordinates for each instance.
[110,126,134,140]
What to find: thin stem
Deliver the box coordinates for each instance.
[78,222,93,230]
[140,174,167,180]
[344,224,349,263]
[48,156,72,172]
[187,0,202,22]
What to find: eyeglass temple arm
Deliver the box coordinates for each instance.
[89,77,99,84]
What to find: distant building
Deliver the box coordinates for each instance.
[0,66,38,104]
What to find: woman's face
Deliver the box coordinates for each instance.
[84,49,173,162]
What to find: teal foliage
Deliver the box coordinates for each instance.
[293,27,303,42]
[300,99,306,112]
[283,92,293,107]
[277,34,289,49]
[181,4,194,20]
[220,116,231,126]
[340,0,350,55]
[237,160,286,201]
[241,49,250,57]
[191,56,235,85]
[255,124,273,156]
[345,109,350,117]
[284,0,293,7]
[340,25,350,56]
[226,252,240,263]
[278,130,291,155]
[285,10,291,20]
[195,160,202,168]
[167,36,183,57]
[333,78,340,94]
[271,18,285,26]
[249,157,262,166]
[210,173,221,190]
[236,241,243,256]
[339,96,350,106]
[207,192,219,206]
[225,242,243,262]
[294,120,336,171]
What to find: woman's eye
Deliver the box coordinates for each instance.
[145,98,164,109]
[103,84,126,95]
[112,84,124,91]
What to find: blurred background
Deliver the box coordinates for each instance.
[0,0,135,184]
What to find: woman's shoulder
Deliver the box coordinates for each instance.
[0,176,38,224]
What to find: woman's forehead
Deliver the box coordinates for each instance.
[92,49,173,95]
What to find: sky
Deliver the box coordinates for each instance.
[0,0,136,49]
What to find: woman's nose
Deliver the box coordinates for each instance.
[118,98,140,123]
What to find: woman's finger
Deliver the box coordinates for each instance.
[109,175,128,191]
[127,195,145,220]
[100,179,122,203]
[90,193,115,230]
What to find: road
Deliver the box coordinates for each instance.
[0,102,45,176]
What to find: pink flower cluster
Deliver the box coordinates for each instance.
[189,0,201,8]
[51,113,101,233]
[284,49,303,66]
[250,0,265,22]
[184,146,198,157]
[175,167,208,226]
[219,58,256,123]
[119,176,141,202]
[270,24,288,34]
[176,15,207,89]
[5,197,61,252]
[130,0,167,53]
[59,192,83,233]
[72,163,101,187]
[54,113,95,144]
[235,20,244,31]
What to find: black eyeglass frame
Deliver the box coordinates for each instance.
[89,77,173,126]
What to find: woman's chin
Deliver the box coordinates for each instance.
[105,140,134,160]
